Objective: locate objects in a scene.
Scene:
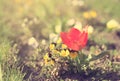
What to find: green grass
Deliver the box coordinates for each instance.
[2,67,24,81]
[0,39,24,81]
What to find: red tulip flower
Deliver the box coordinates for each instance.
[60,27,88,51]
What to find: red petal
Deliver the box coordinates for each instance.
[69,43,80,51]
[69,28,81,41]
[60,27,88,51]
[60,32,71,46]
[78,32,88,48]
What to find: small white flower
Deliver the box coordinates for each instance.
[28,37,39,48]
[49,33,59,43]
[88,25,94,34]
[74,21,82,31]
[66,18,76,26]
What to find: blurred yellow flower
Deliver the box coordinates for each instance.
[107,19,119,29]
[44,53,49,65]
[49,44,55,50]
[69,52,78,59]
[43,53,49,60]
[56,37,62,44]
[83,12,90,19]
[52,50,59,54]
[60,50,70,57]
[44,59,49,65]
[44,59,55,66]
[83,10,97,19]
[44,53,54,66]
[89,11,97,18]
[62,44,67,49]
[50,60,55,66]
[88,25,94,34]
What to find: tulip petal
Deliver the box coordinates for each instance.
[60,27,88,51]
[69,28,81,41]
[60,32,71,46]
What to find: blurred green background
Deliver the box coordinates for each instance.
[0,0,120,40]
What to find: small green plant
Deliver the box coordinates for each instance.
[40,26,113,80]
[0,40,25,81]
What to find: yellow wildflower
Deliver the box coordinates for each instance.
[69,52,78,59]
[50,60,55,66]
[107,19,119,29]
[62,44,67,49]
[83,10,97,19]
[43,53,54,66]
[44,53,49,65]
[44,59,54,66]
[89,11,97,18]
[60,50,70,57]
[49,44,55,50]
[83,12,90,19]
[44,59,49,65]
[56,37,62,44]
[43,53,49,60]
[52,50,59,54]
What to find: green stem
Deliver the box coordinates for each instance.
[75,53,81,73]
